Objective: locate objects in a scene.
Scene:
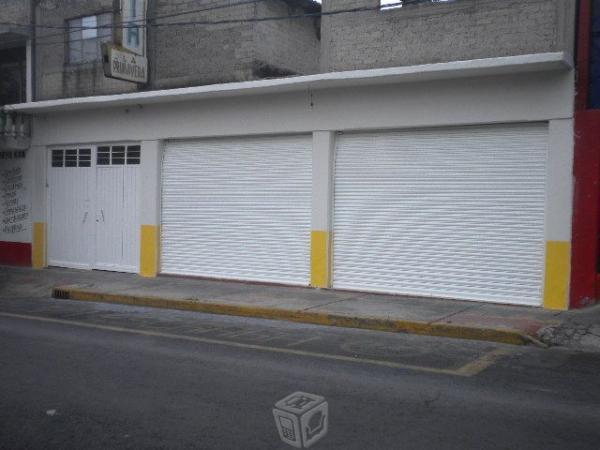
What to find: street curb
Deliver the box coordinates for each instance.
[52,286,537,346]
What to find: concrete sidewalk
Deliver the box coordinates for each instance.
[1,265,595,348]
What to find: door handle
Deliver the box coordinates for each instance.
[100,209,105,223]
[82,211,88,223]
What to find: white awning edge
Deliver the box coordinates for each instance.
[3,52,572,114]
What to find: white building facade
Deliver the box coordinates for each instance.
[8,52,575,309]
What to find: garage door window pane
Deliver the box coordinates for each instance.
[112,146,125,165]
[126,145,140,165]
[65,149,77,167]
[52,150,64,167]
[97,146,110,165]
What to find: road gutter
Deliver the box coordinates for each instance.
[53,286,539,346]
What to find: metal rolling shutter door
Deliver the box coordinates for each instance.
[162,135,311,285]
[333,124,548,306]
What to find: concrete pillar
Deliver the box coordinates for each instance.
[543,118,574,310]
[139,140,161,277]
[311,131,335,288]
[31,144,47,269]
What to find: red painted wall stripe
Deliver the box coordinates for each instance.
[0,241,32,267]
[576,0,592,111]
[570,0,599,308]
[570,111,600,308]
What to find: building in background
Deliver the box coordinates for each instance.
[0,0,33,265]
[2,0,597,312]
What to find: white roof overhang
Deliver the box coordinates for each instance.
[3,52,572,114]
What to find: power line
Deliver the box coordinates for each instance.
[0,0,271,47]
[0,0,429,49]
[0,0,270,31]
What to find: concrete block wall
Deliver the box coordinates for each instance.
[14,0,577,99]
[151,0,320,89]
[254,1,320,77]
[32,0,320,97]
[35,0,137,100]
[320,0,576,73]
[0,0,31,39]
[150,0,258,89]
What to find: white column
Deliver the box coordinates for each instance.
[30,145,47,268]
[543,118,575,310]
[311,131,335,288]
[139,140,162,277]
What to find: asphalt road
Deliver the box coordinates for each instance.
[0,297,599,450]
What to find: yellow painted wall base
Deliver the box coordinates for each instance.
[140,225,160,278]
[311,230,330,288]
[543,241,571,310]
[32,222,46,269]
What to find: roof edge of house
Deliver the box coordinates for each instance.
[3,52,572,114]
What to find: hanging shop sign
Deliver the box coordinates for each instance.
[102,45,148,83]
[103,0,147,83]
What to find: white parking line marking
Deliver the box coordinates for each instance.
[0,312,508,377]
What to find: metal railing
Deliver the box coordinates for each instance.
[0,111,30,139]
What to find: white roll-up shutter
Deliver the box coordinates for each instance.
[333,123,548,306]
[161,135,311,285]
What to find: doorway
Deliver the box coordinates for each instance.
[47,144,140,272]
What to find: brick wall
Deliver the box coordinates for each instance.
[0,0,31,36]
[254,1,320,77]
[13,0,577,99]
[151,0,320,89]
[33,0,320,97]
[150,0,258,89]
[320,0,576,72]
[35,0,137,100]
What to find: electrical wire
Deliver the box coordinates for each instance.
[0,0,434,49]
[0,0,271,31]
[0,0,271,47]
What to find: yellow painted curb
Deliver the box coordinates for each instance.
[52,287,533,346]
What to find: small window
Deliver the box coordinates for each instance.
[112,146,125,165]
[380,0,402,10]
[97,146,110,165]
[68,13,112,64]
[65,149,77,167]
[380,0,454,9]
[78,148,91,167]
[126,145,140,165]
[81,15,97,40]
[51,149,64,167]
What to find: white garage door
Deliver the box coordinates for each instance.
[333,123,548,306]
[48,145,140,272]
[162,135,312,285]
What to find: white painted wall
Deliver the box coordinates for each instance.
[546,119,574,242]
[0,151,32,243]
[312,131,334,232]
[27,68,575,252]
[140,140,162,227]
[30,71,573,146]
[31,144,47,227]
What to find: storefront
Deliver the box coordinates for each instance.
[5,53,575,308]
